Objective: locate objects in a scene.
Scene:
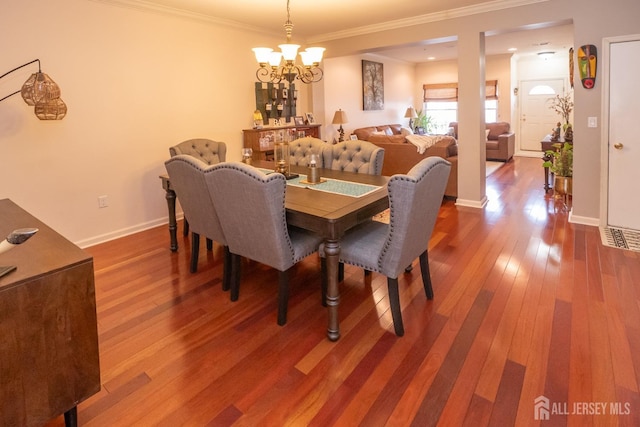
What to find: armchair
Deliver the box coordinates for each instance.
[289,137,328,167]
[320,156,451,336]
[169,138,227,249]
[204,162,323,325]
[323,139,385,175]
[164,155,232,290]
[169,138,227,165]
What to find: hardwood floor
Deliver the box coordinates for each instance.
[46,157,640,426]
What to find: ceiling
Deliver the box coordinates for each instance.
[100,0,574,62]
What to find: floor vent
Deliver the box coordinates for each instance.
[600,227,640,252]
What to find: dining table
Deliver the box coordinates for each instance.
[159,160,389,341]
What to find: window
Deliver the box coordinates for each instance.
[423,80,499,133]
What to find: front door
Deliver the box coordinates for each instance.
[607,38,640,231]
[519,79,566,151]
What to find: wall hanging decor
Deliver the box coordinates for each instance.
[362,60,384,110]
[578,44,597,89]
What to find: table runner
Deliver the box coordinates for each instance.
[258,168,381,198]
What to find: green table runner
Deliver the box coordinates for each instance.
[258,168,381,198]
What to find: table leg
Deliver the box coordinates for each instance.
[542,153,552,192]
[64,406,77,427]
[165,188,178,252]
[323,238,341,341]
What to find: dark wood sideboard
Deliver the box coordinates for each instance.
[0,199,100,427]
[243,124,321,161]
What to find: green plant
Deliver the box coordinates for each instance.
[414,109,434,133]
[543,142,573,177]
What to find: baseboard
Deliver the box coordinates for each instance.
[568,211,599,227]
[455,196,488,209]
[75,214,184,248]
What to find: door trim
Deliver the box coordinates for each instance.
[600,34,640,228]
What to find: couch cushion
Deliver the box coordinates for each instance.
[353,126,378,141]
[400,126,414,136]
[486,122,510,140]
[368,134,406,144]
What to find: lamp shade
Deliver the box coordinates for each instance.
[404,106,418,119]
[332,109,348,125]
[22,72,61,105]
[34,98,67,120]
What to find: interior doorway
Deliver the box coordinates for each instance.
[602,36,640,232]
[518,78,566,152]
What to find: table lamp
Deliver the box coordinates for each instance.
[332,109,348,142]
[404,106,417,129]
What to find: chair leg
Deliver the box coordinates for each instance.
[190,232,200,273]
[404,264,413,273]
[230,252,241,301]
[183,217,189,236]
[206,238,213,251]
[222,246,232,291]
[277,269,290,326]
[338,262,344,282]
[419,250,434,300]
[387,277,404,336]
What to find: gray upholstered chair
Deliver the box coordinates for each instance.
[320,156,451,336]
[323,139,385,175]
[169,138,227,165]
[164,155,232,291]
[169,138,227,245]
[204,162,323,325]
[289,137,327,167]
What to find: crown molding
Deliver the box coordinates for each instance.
[308,0,551,43]
[88,0,279,37]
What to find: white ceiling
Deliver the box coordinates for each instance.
[98,0,574,62]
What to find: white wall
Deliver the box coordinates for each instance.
[0,0,290,247]
[321,55,416,141]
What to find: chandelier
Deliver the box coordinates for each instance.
[252,0,325,84]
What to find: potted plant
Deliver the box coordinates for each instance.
[413,109,434,134]
[548,92,574,142]
[543,142,573,196]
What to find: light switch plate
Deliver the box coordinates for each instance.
[588,117,597,128]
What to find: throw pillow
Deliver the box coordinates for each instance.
[400,126,414,136]
[371,130,386,136]
[384,127,393,136]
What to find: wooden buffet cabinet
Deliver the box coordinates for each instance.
[243,124,321,160]
[0,199,100,427]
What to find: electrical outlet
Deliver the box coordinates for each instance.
[588,117,598,128]
[98,195,108,208]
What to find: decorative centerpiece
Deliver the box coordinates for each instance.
[548,92,574,141]
[273,139,299,179]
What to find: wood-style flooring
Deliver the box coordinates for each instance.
[45,156,640,426]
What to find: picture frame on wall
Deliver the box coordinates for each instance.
[305,112,315,124]
[350,134,358,140]
[294,116,305,126]
[362,60,384,110]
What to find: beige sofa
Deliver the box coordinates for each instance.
[352,124,459,198]
[449,121,515,162]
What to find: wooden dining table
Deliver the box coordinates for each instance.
[159,160,389,341]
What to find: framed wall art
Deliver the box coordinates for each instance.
[362,60,384,110]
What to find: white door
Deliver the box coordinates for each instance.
[607,38,640,230]
[519,79,566,151]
